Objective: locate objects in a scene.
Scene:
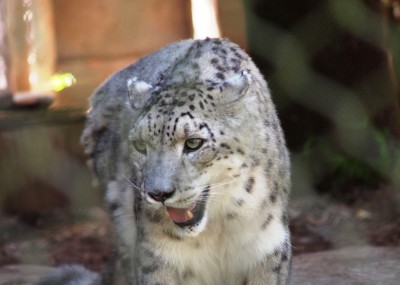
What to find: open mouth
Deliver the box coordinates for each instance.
[165,190,208,228]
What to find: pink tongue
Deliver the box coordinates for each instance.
[166,207,191,223]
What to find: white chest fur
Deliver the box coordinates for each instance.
[141,166,289,284]
[150,207,287,285]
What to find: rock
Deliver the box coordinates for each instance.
[0,265,54,285]
[291,246,400,285]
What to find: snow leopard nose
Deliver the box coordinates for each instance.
[148,189,175,202]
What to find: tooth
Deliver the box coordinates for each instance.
[187,210,193,220]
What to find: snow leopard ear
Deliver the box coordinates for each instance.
[217,70,252,105]
[127,77,154,109]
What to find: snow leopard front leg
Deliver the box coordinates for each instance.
[245,243,292,285]
[133,239,180,285]
[137,266,180,285]
[104,180,138,285]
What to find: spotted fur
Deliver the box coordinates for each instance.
[38,38,291,285]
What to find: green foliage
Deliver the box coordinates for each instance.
[302,128,400,202]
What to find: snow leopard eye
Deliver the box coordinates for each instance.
[133,140,147,155]
[184,138,204,152]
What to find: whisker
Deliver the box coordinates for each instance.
[208,181,235,190]
[198,190,225,204]
[196,179,241,204]
[122,174,142,191]
[196,180,235,192]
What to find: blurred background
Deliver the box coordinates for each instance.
[0,0,399,275]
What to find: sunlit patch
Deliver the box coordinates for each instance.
[191,0,221,39]
[50,73,76,92]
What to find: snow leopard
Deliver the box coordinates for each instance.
[37,38,291,285]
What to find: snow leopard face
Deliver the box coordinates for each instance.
[128,73,257,237]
